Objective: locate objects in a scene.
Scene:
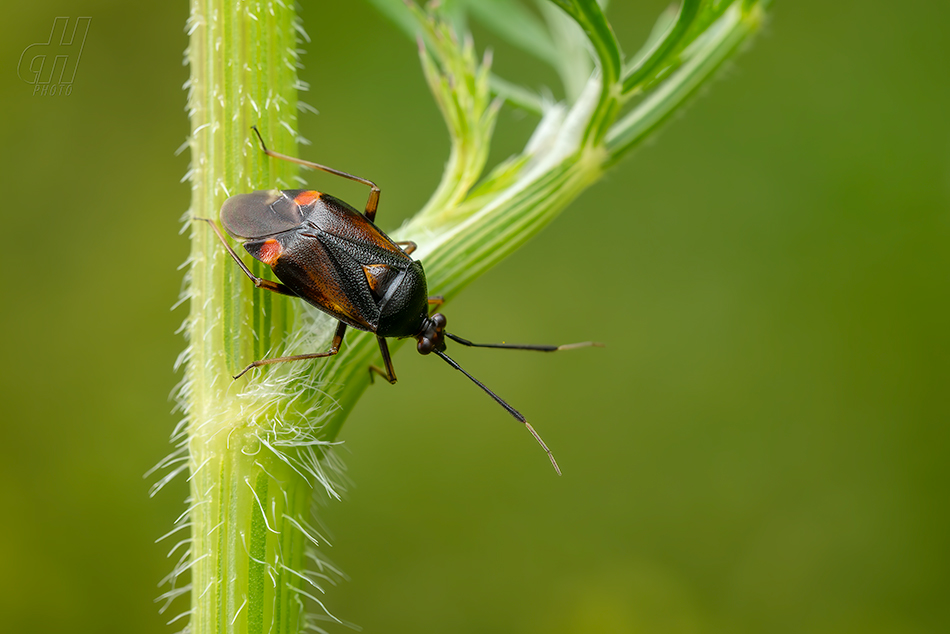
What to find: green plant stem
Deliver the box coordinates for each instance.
[180,2,337,634]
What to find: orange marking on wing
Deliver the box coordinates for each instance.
[258,239,283,265]
[293,190,322,206]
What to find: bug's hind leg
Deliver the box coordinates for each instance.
[234,322,348,380]
[250,125,382,222]
[368,337,398,385]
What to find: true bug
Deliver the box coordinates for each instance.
[202,126,601,474]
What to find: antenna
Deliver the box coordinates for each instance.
[445,332,603,352]
[433,349,561,475]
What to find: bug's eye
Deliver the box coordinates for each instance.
[432,314,447,330]
[417,337,434,355]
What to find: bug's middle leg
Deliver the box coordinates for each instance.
[234,322,348,380]
[427,295,444,315]
[396,241,417,255]
[368,336,398,385]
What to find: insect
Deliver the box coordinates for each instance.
[201,126,601,474]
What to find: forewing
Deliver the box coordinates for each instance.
[245,229,376,331]
[304,194,411,258]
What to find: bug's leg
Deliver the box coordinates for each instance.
[444,332,604,352]
[250,126,382,222]
[367,366,386,384]
[427,295,444,315]
[395,241,417,255]
[234,322,347,380]
[197,217,297,297]
[362,186,381,223]
[367,336,398,385]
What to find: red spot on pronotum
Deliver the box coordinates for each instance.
[294,190,322,206]
[259,239,282,265]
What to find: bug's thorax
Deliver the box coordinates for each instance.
[415,313,448,355]
[372,257,429,335]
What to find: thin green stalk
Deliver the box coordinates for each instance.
[168,2,344,634]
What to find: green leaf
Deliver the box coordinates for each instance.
[545,0,623,144]
[408,4,500,219]
[547,0,621,87]
[537,0,593,102]
[365,0,549,115]
[462,0,560,67]
[622,0,700,95]
[605,1,770,163]
[628,3,679,69]
[621,0,764,98]
[489,74,546,115]
[362,0,421,39]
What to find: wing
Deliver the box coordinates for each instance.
[220,189,310,239]
[301,193,412,259]
[244,229,378,331]
[223,188,410,258]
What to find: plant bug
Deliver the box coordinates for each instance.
[200,126,601,474]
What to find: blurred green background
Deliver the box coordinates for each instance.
[1,1,947,633]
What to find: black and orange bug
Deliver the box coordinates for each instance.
[201,126,601,474]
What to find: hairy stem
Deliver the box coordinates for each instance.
[176,2,341,634]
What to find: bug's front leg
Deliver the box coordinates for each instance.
[368,336,398,385]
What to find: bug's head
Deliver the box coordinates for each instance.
[415,313,447,355]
